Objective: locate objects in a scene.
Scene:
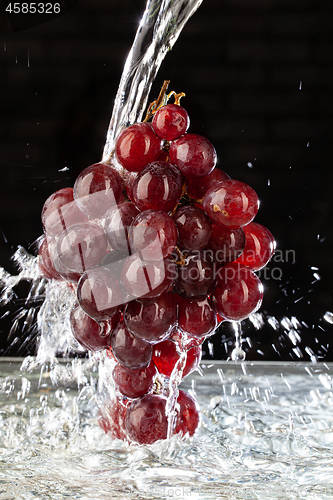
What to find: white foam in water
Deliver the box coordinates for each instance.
[0,361,333,499]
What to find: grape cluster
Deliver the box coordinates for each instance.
[38,90,275,445]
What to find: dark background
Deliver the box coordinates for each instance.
[0,0,332,360]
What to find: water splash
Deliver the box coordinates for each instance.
[1,360,333,499]
[0,246,40,306]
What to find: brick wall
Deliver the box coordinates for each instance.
[0,0,332,359]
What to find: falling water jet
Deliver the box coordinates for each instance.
[102,0,204,164]
[230,321,246,361]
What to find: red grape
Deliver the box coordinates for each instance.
[38,237,63,281]
[178,296,217,339]
[73,162,123,219]
[124,394,168,444]
[129,210,178,260]
[174,390,200,437]
[173,204,212,251]
[70,303,114,351]
[212,262,264,321]
[115,122,163,172]
[113,361,156,398]
[120,254,176,300]
[176,251,215,298]
[57,221,108,273]
[235,222,276,271]
[46,236,82,283]
[207,224,245,265]
[132,161,182,213]
[186,169,230,201]
[124,293,177,344]
[104,201,140,252]
[169,133,217,178]
[203,179,259,228]
[41,187,88,238]
[152,103,189,141]
[152,340,202,378]
[110,320,152,370]
[77,266,124,321]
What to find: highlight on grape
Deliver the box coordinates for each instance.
[38,83,276,444]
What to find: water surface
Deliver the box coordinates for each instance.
[1,360,332,499]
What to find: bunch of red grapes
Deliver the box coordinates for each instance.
[38,92,275,445]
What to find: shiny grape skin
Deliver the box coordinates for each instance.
[207,224,246,265]
[203,179,259,229]
[173,204,212,251]
[38,237,64,281]
[110,320,153,370]
[174,390,200,437]
[169,133,217,178]
[152,103,189,140]
[41,187,88,238]
[46,237,82,283]
[176,251,215,298]
[73,162,123,219]
[129,210,178,261]
[77,266,124,321]
[234,222,276,271]
[70,303,115,351]
[124,293,177,344]
[212,262,264,321]
[115,122,163,172]
[124,394,168,444]
[152,339,202,378]
[120,254,177,300]
[186,168,230,202]
[132,161,182,213]
[112,361,156,399]
[104,201,140,252]
[178,296,217,339]
[57,221,108,273]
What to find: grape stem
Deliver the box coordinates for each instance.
[143,80,186,122]
[143,80,170,122]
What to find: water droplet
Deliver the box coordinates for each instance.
[323,311,333,324]
[231,347,246,361]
